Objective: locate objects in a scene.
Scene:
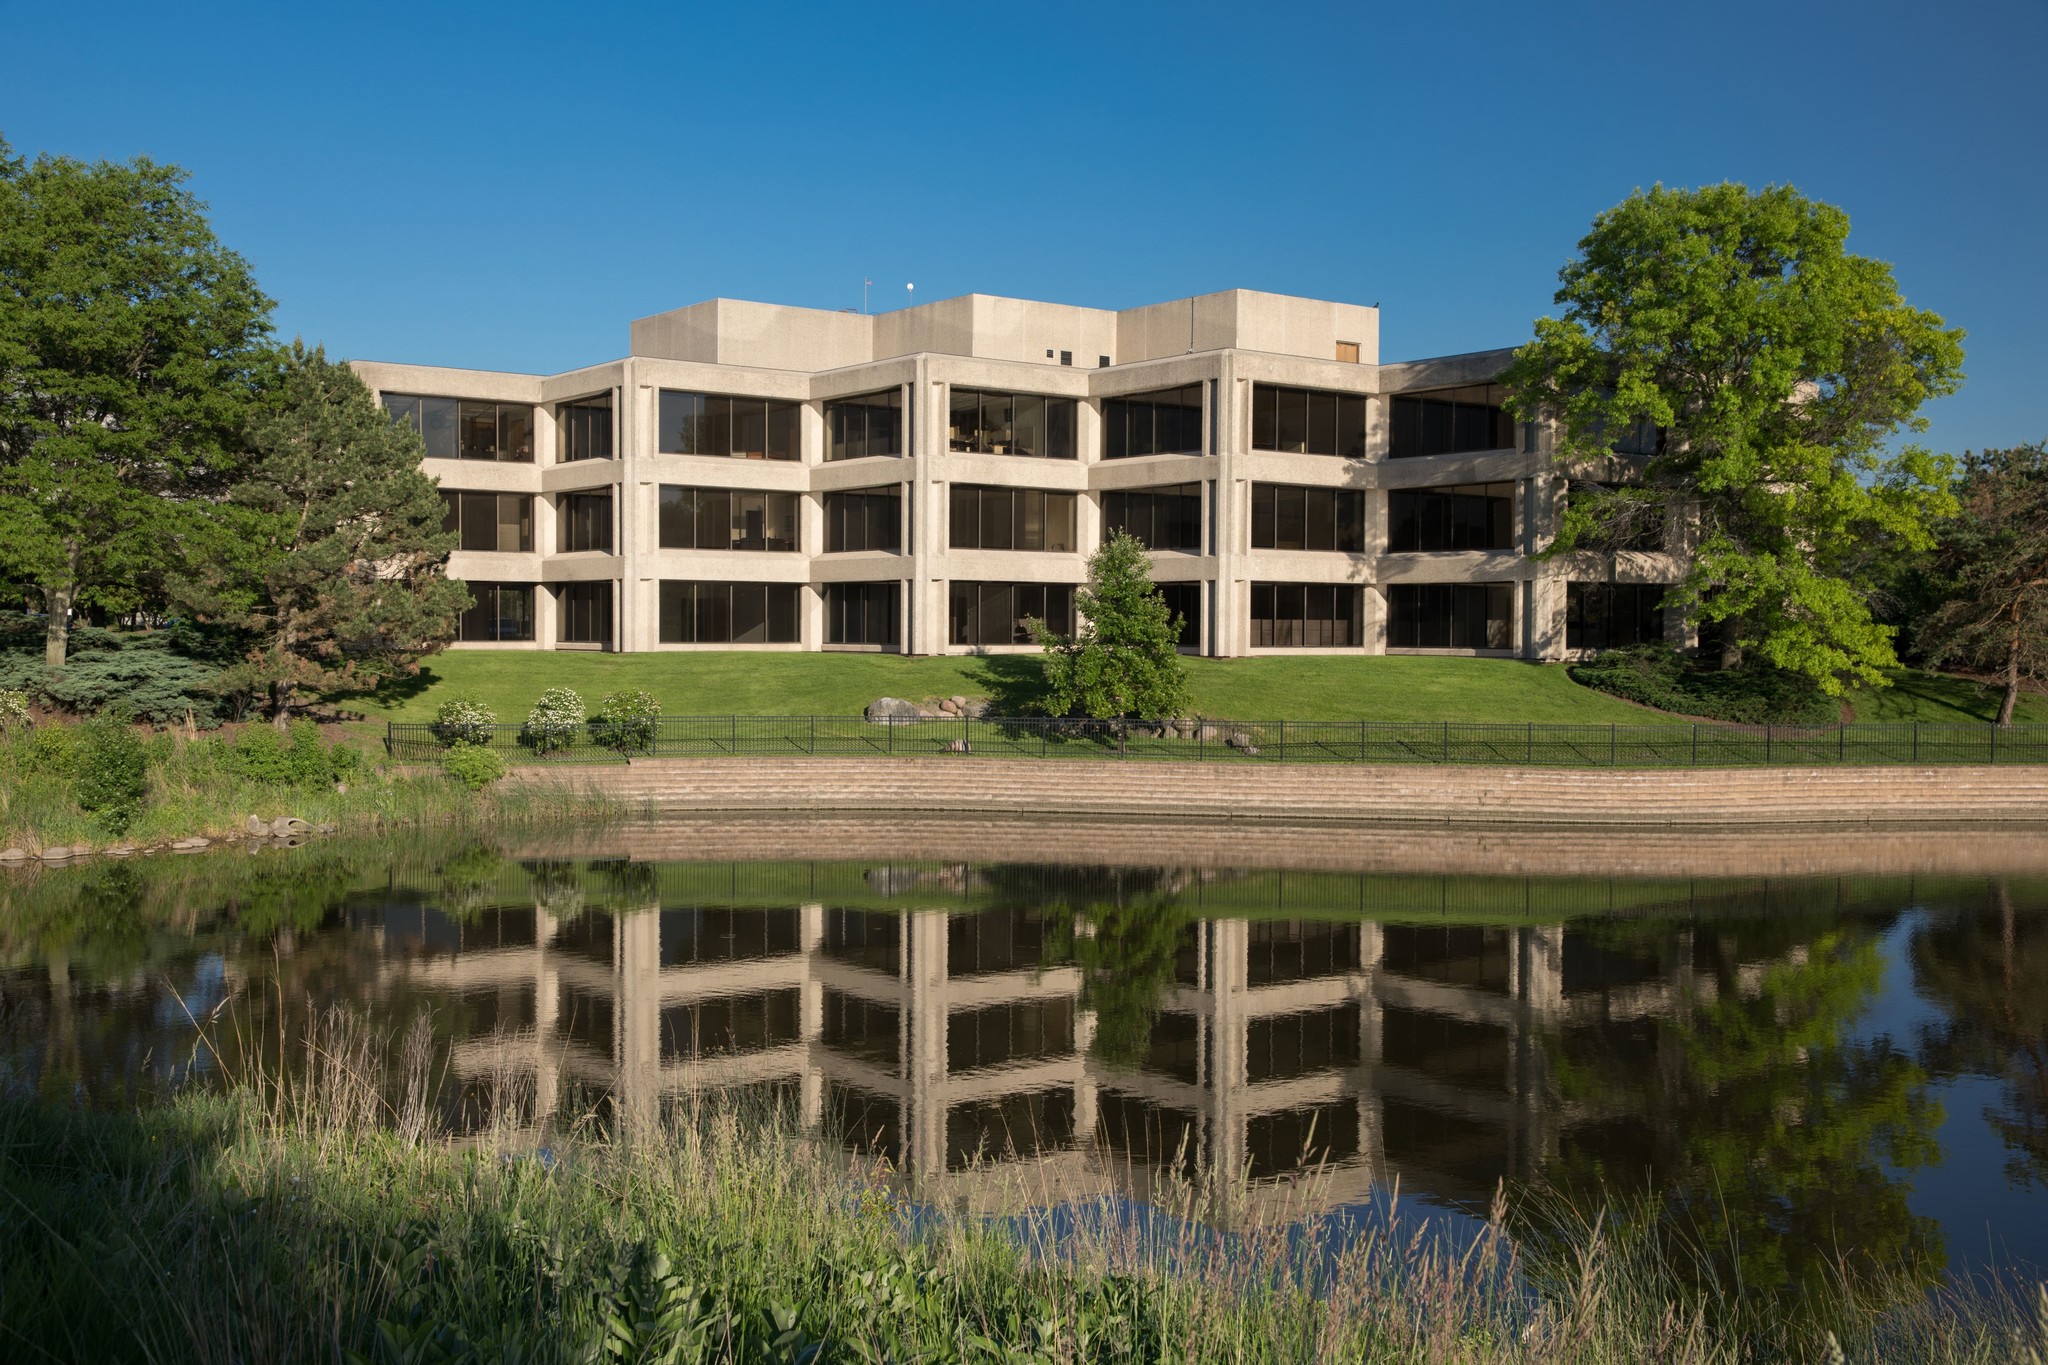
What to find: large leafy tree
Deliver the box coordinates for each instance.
[0,138,274,668]
[1504,183,1965,694]
[181,343,465,728]
[1033,529,1190,722]
[1913,443,2048,724]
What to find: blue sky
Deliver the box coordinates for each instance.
[5,0,2043,453]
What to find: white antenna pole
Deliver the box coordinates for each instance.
[863,277,872,314]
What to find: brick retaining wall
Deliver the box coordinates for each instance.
[510,757,2048,829]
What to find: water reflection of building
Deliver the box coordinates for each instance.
[367,882,1699,1221]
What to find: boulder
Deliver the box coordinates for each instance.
[40,846,70,860]
[1197,724,1222,743]
[1226,731,1255,749]
[105,846,135,858]
[937,697,961,715]
[245,813,268,835]
[271,816,312,837]
[171,836,211,851]
[0,848,26,862]
[963,699,992,719]
[941,738,972,753]
[948,695,968,710]
[864,697,921,722]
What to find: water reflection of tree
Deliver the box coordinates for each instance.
[978,865,1197,1070]
[1911,879,2048,1187]
[1543,915,1944,1304]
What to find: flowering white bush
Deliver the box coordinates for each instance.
[592,689,660,754]
[522,686,586,756]
[0,688,30,730]
[432,695,497,747]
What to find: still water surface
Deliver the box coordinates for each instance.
[2,828,2044,1297]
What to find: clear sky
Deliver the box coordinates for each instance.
[5,0,2043,454]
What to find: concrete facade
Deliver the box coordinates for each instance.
[351,288,1687,659]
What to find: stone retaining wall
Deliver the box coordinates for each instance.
[509,757,2048,829]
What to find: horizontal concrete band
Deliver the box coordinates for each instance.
[510,758,2048,829]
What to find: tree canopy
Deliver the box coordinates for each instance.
[0,138,274,668]
[1034,529,1190,722]
[179,343,465,727]
[1913,443,2048,724]
[1503,183,1966,694]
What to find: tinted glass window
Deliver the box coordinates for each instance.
[948,389,1077,458]
[1102,483,1201,552]
[948,582,1076,645]
[455,582,535,641]
[1250,385,1366,457]
[558,581,613,645]
[825,582,900,645]
[385,394,529,462]
[559,491,614,553]
[826,389,904,461]
[1386,583,1514,649]
[1249,485,1366,552]
[559,394,614,462]
[1103,384,1204,459]
[658,582,802,643]
[824,488,902,553]
[949,486,1076,552]
[1566,582,1667,650]
[1388,384,1514,458]
[657,487,800,552]
[658,391,801,460]
[1249,582,1362,648]
[1385,483,1516,552]
[441,491,533,552]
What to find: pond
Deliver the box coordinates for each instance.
[2,818,2045,1303]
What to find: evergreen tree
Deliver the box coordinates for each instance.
[1914,443,2048,724]
[1033,530,1190,723]
[0,138,274,668]
[1504,183,1965,694]
[184,343,465,727]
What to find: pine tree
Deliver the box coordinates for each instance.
[1915,444,2048,725]
[1034,530,1190,727]
[184,343,466,727]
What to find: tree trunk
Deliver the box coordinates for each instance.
[42,582,73,671]
[271,679,294,732]
[1999,598,2022,726]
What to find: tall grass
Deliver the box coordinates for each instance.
[0,720,627,849]
[2,1011,2042,1363]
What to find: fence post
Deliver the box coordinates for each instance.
[1765,724,1773,765]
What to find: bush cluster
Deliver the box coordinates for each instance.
[216,720,364,788]
[1570,644,1840,725]
[521,687,585,755]
[73,712,150,833]
[0,615,236,725]
[592,688,659,754]
[431,695,497,747]
[441,741,505,791]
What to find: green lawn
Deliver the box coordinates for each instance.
[337,649,2045,730]
[1844,669,2048,724]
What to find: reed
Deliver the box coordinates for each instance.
[0,1010,2041,1364]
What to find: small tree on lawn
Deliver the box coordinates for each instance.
[1033,530,1190,738]
[1915,443,2048,725]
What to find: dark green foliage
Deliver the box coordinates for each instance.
[1571,644,1839,724]
[217,719,360,787]
[0,137,274,670]
[441,742,505,791]
[0,613,229,724]
[74,711,149,832]
[1035,530,1190,722]
[1913,444,2048,725]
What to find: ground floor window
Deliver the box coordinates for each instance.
[1157,582,1201,650]
[1566,581,1666,650]
[1386,582,1512,649]
[949,581,1075,646]
[1250,583,1362,648]
[825,582,900,646]
[457,581,534,641]
[558,581,613,646]
[660,581,800,644]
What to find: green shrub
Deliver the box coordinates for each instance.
[432,695,497,747]
[74,712,150,834]
[591,688,659,754]
[441,741,505,791]
[0,688,29,729]
[216,719,359,786]
[0,617,228,725]
[1571,644,1840,725]
[21,723,80,778]
[521,686,585,755]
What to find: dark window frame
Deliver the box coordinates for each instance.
[1249,484,1366,552]
[948,581,1077,646]
[823,487,903,554]
[947,388,1078,459]
[1102,483,1203,553]
[1103,384,1205,460]
[1248,582,1364,648]
[1387,384,1515,459]
[825,389,905,461]
[558,393,615,463]
[1386,582,1515,650]
[1249,384,1367,458]
[658,581,802,644]
[948,485,1076,552]
[657,486,802,553]
[456,581,536,642]
[558,490,615,554]
[1385,482,1516,553]
[557,581,614,647]
[825,582,901,647]
[383,393,535,463]
[440,489,534,553]
[657,390,802,461]
[1565,582,1667,650]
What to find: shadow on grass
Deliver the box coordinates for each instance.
[332,663,443,717]
[1864,670,2001,723]
[963,654,1050,715]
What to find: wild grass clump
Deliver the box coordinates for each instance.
[0,717,619,848]
[1,1011,2040,1363]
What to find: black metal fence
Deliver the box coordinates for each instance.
[386,716,2048,769]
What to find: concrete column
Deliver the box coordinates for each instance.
[1074,1007,1099,1149]
[1213,362,1243,658]
[907,910,950,1177]
[800,903,825,1127]
[534,908,562,1121]
[616,902,663,1143]
[1208,918,1249,1192]
[911,365,947,656]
